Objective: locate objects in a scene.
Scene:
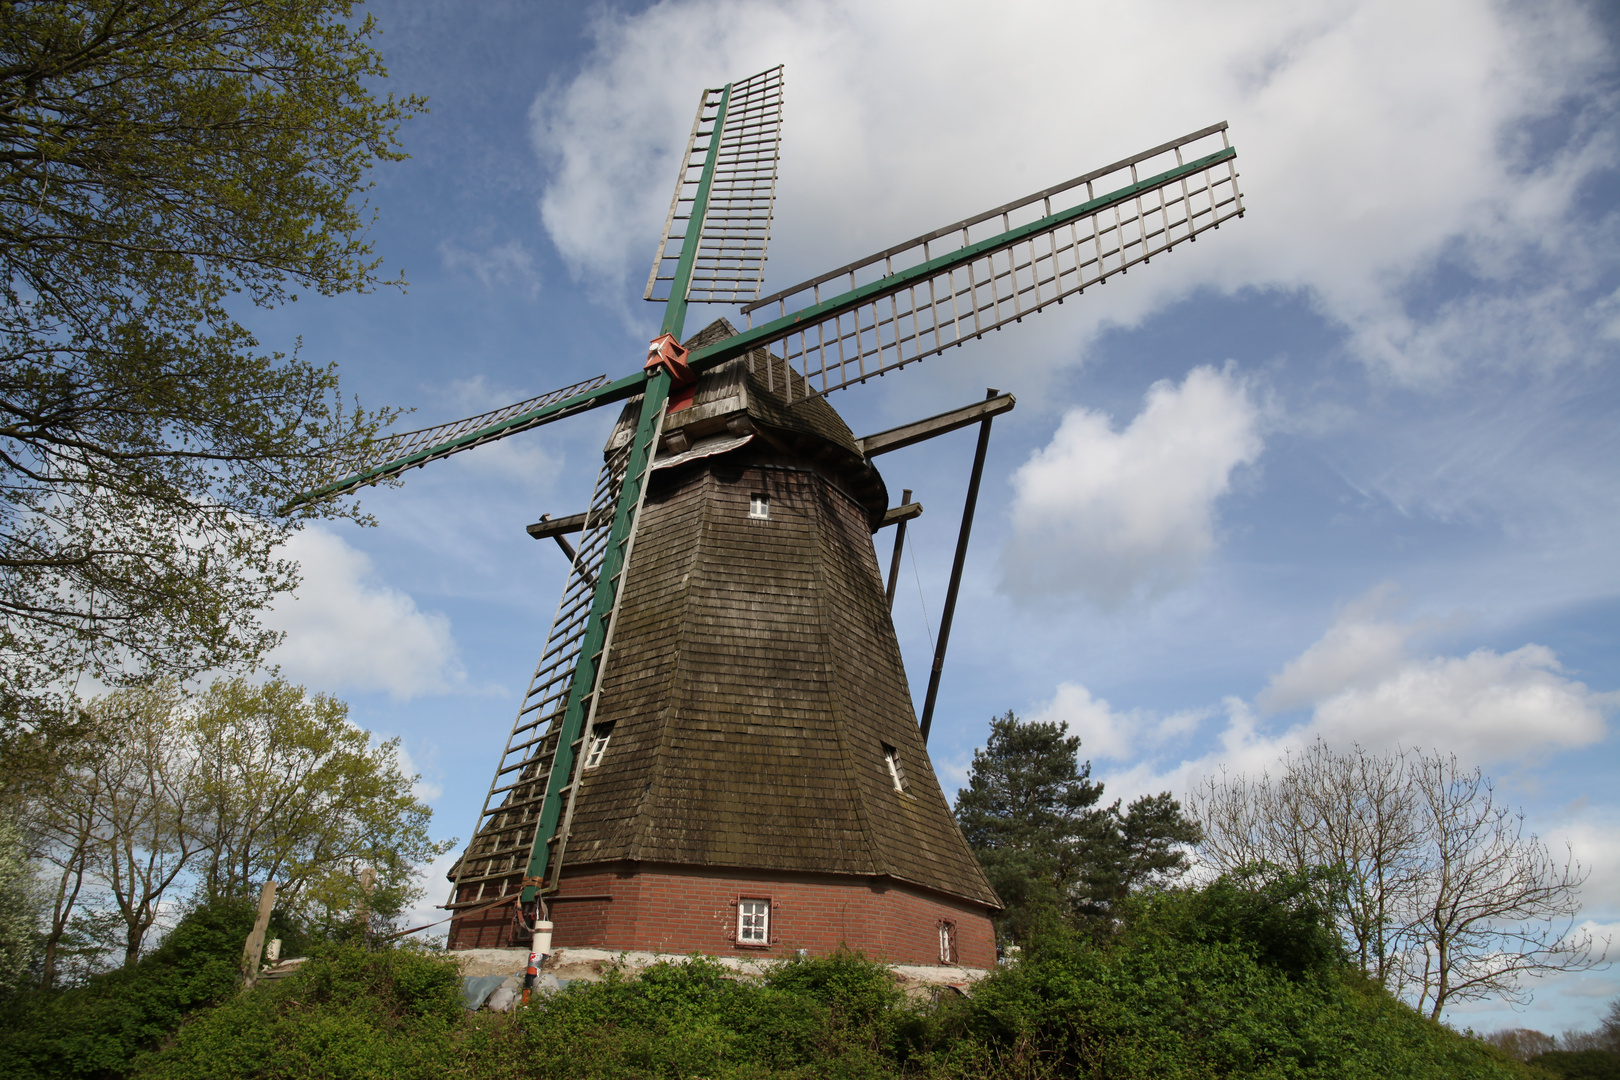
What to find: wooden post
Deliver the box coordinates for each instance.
[356,867,376,943]
[240,880,277,986]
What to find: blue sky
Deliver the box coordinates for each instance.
[248,0,1617,1033]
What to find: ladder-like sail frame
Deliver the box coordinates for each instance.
[282,372,638,511]
[644,65,784,306]
[453,71,746,914]
[446,395,668,914]
[292,123,1241,511]
[444,441,628,909]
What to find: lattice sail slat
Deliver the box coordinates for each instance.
[724,122,1241,402]
[644,65,784,305]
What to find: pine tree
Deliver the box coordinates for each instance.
[955,710,1200,940]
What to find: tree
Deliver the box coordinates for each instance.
[955,710,1200,939]
[1405,752,1600,1020]
[185,674,452,932]
[1194,742,1605,1020]
[1481,1029,1556,1061]
[91,683,207,967]
[21,675,449,970]
[27,732,102,988]
[0,811,42,997]
[1193,741,1426,985]
[0,1,418,742]
[1076,791,1203,918]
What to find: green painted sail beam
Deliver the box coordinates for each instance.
[683,146,1237,375]
[281,371,647,512]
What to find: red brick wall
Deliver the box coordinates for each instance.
[450,863,997,969]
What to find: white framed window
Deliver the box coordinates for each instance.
[883,743,908,793]
[749,493,770,519]
[737,898,770,945]
[938,920,957,964]
[583,723,614,769]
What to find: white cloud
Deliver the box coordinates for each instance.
[1030,682,1136,761]
[390,739,444,804]
[399,848,460,945]
[266,528,464,700]
[1560,809,1620,919]
[438,238,541,296]
[1029,681,1207,763]
[530,0,1617,384]
[1001,364,1262,606]
[1254,595,1613,760]
[1085,603,1614,815]
[1258,586,1426,712]
[1308,644,1609,760]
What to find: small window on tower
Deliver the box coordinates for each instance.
[737,898,770,945]
[583,722,615,769]
[883,743,908,793]
[749,493,770,519]
[938,920,957,964]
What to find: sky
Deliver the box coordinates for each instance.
[244,0,1617,1034]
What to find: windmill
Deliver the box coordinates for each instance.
[292,65,1243,966]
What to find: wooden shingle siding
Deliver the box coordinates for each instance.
[448,321,998,953]
[560,326,998,910]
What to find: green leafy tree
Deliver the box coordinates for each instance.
[22,675,449,974]
[955,711,1201,940]
[955,711,1105,940]
[186,674,453,933]
[0,812,42,997]
[0,0,419,745]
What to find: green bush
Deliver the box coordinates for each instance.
[504,952,898,1079]
[1,878,1553,1080]
[1529,1050,1620,1080]
[136,942,464,1080]
[0,898,260,1080]
[907,879,1536,1080]
[1125,867,1346,978]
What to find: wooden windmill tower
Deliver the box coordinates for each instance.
[293,66,1244,967]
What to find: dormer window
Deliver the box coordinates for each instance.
[749,493,770,519]
[883,743,908,793]
[583,722,614,769]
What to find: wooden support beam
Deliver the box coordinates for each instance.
[856,392,1015,458]
[526,512,588,540]
[886,489,913,609]
[920,390,999,744]
[879,501,923,528]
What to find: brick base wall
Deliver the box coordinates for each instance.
[449,862,997,969]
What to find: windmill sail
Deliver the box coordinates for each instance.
[447,431,638,911]
[282,372,641,510]
[644,65,785,306]
[449,377,670,918]
[685,122,1242,401]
